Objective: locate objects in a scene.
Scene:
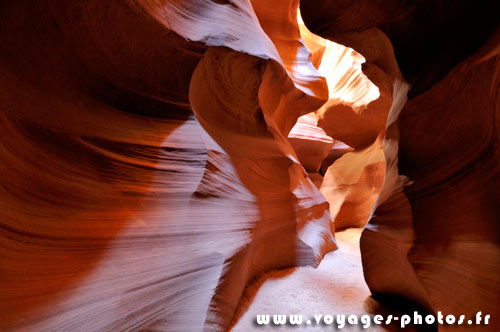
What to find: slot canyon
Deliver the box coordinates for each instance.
[0,0,498,331]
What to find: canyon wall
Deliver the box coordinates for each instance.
[0,1,336,331]
[1,0,498,331]
[300,0,500,330]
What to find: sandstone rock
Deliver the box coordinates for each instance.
[0,1,336,331]
[361,34,500,330]
[301,2,500,329]
[1,0,498,331]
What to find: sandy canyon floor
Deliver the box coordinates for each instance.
[230,228,403,331]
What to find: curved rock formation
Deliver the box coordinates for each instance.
[298,19,410,230]
[361,32,500,331]
[1,0,499,331]
[299,0,499,97]
[288,114,333,188]
[0,1,336,331]
[189,46,336,331]
[300,0,500,330]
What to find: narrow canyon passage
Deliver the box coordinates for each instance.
[0,1,498,332]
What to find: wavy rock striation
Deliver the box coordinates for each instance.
[1,0,498,331]
[300,0,500,330]
[0,0,344,331]
[361,35,500,331]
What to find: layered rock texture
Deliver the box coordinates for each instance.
[1,0,499,331]
[300,0,500,330]
[360,34,500,331]
[1,1,335,331]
